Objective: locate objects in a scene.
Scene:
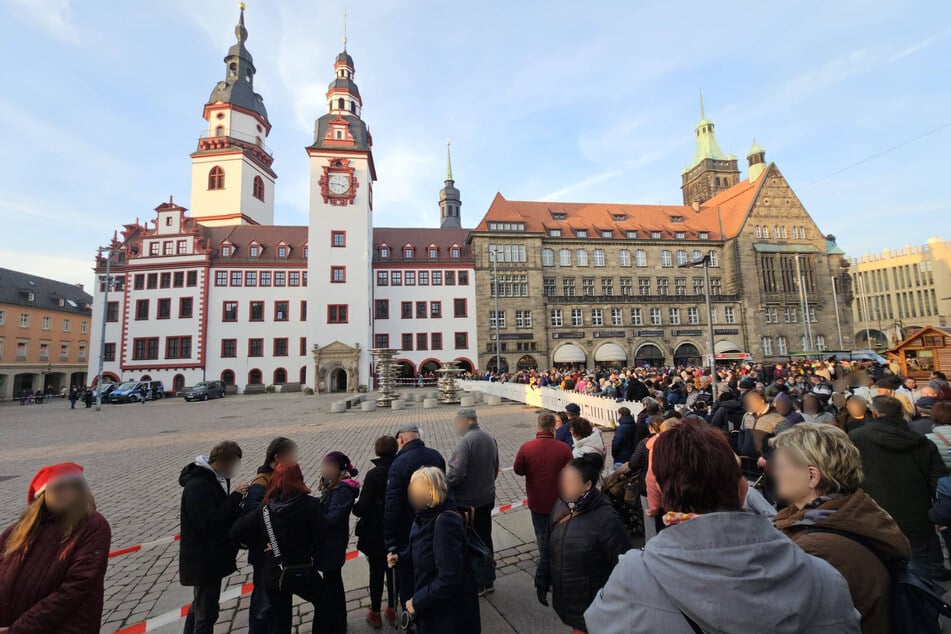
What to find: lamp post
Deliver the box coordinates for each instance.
[95,247,114,412]
[679,254,717,397]
[794,254,813,351]
[830,275,845,349]
[489,247,502,377]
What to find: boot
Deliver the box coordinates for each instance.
[384,606,397,627]
[365,610,382,630]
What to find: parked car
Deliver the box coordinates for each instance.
[96,382,118,399]
[184,380,226,402]
[108,380,165,403]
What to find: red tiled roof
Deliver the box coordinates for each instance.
[203,225,308,262]
[372,227,472,263]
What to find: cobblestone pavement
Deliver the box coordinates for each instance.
[0,390,579,633]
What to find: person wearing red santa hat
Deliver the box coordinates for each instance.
[0,462,111,634]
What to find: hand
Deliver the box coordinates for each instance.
[756,457,767,469]
[405,598,416,616]
[387,552,399,568]
[234,482,250,495]
[536,588,549,606]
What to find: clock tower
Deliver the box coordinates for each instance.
[306,47,377,392]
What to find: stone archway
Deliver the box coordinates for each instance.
[329,368,348,393]
[312,341,361,393]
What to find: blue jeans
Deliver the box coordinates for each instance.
[248,564,271,634]
[183,581,221,634]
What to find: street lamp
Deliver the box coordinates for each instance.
[489,247,502,377]
[679,254,717,397]
[94,247,115,412]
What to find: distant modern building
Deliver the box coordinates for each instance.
[849,237,951,348]
[0,267,92,398]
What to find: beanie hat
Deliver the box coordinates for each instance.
[323,451,358,478]
[738,378,756,390]
[28,462,85,504]
[565,403,581,414]
[773,392,792,409]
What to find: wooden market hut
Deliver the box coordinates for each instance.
[888,325,951,380]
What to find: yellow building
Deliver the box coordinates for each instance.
[849,237,951,348]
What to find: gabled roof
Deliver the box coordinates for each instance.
[892,325,951,350]
[203,225,308,263]
[0,267,92,314]
[701,171,763,239]
[373,227,472,263]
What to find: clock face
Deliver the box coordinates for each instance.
[328,174,351,195]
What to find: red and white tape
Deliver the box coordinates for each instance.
[113,498,529,633]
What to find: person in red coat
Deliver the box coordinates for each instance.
[0,462,111,634]
[513,411,573,582]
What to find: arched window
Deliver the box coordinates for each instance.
[299,366,307,383]
[273,368,287,384]
[252,176,265,201]
[173,374,185,392]
[338,97,345,110]
[208,166,224,190]
[215,125,225,137]
[248,369,263,385]
[350,102,356,114]
[221,369,235,385]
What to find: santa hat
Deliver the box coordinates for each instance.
[28,462,85,504]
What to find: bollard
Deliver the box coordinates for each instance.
[469,391,482,403]
[423,398,439,409]
[330,401,347,413]
[361,401,377,412]
[428,390,440,399]
[391,399,405,410]
[404,393,415,402]
[485,395,501,406]
[460,396,475,407]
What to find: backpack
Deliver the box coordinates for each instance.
[450,508,497,588]
[806,526,951,633]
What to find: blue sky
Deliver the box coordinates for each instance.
[1,0,949,289]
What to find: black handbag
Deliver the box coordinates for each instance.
[262,506,314,591]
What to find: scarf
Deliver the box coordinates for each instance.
[662,511,699,526]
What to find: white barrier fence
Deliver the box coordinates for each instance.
[459,380,642,429]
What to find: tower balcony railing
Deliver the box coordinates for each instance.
[199,129,272,156]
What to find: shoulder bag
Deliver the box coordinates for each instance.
[262,506,314,591]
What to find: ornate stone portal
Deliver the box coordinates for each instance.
[370,348,400,407]
[312,342,361,394]
[437,362,464,404]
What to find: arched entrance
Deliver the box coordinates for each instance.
[854,330,888,350]
[634,344,665,368]
[553,343,586,370]
[673,343,702,367]
[395,360,416,379]
[140,374,152,381]
[44,372,67,390]
[594,343,627,369]
[221,369,235,385]
[172,374,186,392]
[419,359,441,375]
[92,372,120,385]
[486,356,509,373]
[329,368,348,392]
[273,368,287,384]
[517,355,538,371]
[248,369,263,385]
[454,358,474,373]
[13,373,38,395]
[299,366,307,384]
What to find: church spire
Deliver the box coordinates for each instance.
[205,2,268,121]
[446,140,454,182]
[439,141,461,228]
[690,93,725,168]
[680,96,740,205]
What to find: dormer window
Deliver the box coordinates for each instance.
[675,232,685,240]
[277,246,288,259]
[428,245,438,259]
[221,246,232,257]
[249,245,260,258]
[699,231,709,240]
[26,292,35,302]
[450,245,461,259]
[612,214,627,221]
[626,231,638,239]
[403,245,414,259]
[670,215,684,223]
[651,231,662,239]
[550,212,567,220]
[575,229,588,238]
[380,244,390,259]
[601,230,613,239]
[549,229,562,237]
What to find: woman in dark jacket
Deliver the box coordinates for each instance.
[388,466,480,634]
[0,462,111,634]
[230,464,329,634]
[610,408,637,468]
[317,452,360,634]
[353,436,398,629]
[537,454,631,632]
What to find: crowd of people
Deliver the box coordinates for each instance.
[4,356,951,633]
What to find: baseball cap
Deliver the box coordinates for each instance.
[565,403,581,414]
[395,423,420,436]
[457,407,477,420]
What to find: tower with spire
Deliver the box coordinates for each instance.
[747,140,767,182]
[439,141,462,228]
[189,3,275,226]
[680,93,739,205]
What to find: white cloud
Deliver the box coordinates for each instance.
[889,29,951,62]
[5,0,81,45]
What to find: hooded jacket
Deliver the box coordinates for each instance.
[849,417,947,543]
[572,430,605,459]
[178,457,243,586]
[537,489,631,631]
[774,491,910,634]
[0,512,111,634]
[447,423,499,508]
[353,456,394,558]
[585,512,861,634]
[611,415,637,464]
[316,478,360,571]
[384,439,446,552]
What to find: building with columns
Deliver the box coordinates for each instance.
[86,6,477,394]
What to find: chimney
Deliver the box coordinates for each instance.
[691,201,701,212]
[75,283,84,291]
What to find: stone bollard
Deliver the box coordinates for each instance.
[391,399,405,410]
[460,396,475,407]
[428,390,440,399]
[469,391,482,403]
[485,395,501,406]
[404,393,415,402]
[330,401,347,413]
[361,401,377,412]
[423,398,439,409]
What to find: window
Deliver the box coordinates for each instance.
[454,332,468,349]
[134,274,145,290]
[330,266,346,283]
[416,302,428,318]
[445,271,456,285]
[576,249,589,266]
[401,302,412,319]
[610,307,623,326]
[488,311,506,328]
[103,342,116,362]
[61,318,72,332]
[656,278,669,296]
[166,336,192,359]
[676,250,688,266]
[220,245,232,258]
[676,277,687,296]
[816,335,826,351]
[563,278,576,296]
[106,301,119,322]
[277,246,288,259]
[208,166,224,190]
[638,278,651,295]
[274,271,286,286]
[248,338,264,357]
[416,333,428,350]
[374,334,389,348]
[187,270,198,287]
[550,309,563,327]
[631,308,643,325]
[231,271,242,287]
[765,307,779,323]
[431,301,442,318]
[404,246,414,259]
[289,271,300,286]
[260,271,271,286]
[58,343,69,363]
[458,271,469,285]
[559,249,571,266]
[669,308,680,325]
[699,232,709,240]
[418,271,429,285]
[327,305,348,323]
[602,278,614,295]
[651,231,662,239]
[593,249,605,266]
[777,336,788,355]
[451,246,460,259]
[222,301,238,322]
[708,251,719,267]
[135,299,149,320]
[781,226,788,239]
[724,307,735,324]
[274,338,288,356]
[620,277,633,296]
[687,307,699,324]
[650,308,662,325]
[582,278,595,296]
[542,249,554,266]
[549,228,562,237]
[375,300,389,319]
[784,306,797,323]
[635,250,647,267]
[132,337,159,360]
[432,271,443,285]
[675,232,685,240]
[376,271,388,286]
[299,300,307,321]
[331,231,346,247]
[173,271,185,287]
[431,333,443,350]
[249,301,265,322]
[661,250,672,267]
[626,230,638,239]
[453,298,467,317]
[380,245,390,258]
[274,301,289,321]
[575,229,588,238]
[243,271,256,287]
[252,175,265,201]
[401,333,414,350]
[163,242,174,256]
[543,278,556,296]
[41,315,51,330]
[215,271,227,286]
[571,308,583,327]
[619,250,631,267]
[428,247,438,259]
[515,310,532,328]
[221,339,237,357]
[391,271,402,286]
[601,230,613,239]
[591,309,604,326]
[157,299,171,319]
[147,273,158,289]
[150,242,160,256]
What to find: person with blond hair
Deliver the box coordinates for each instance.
[771,423,909,633]
[387,467,479,634]
[0,462,111,633]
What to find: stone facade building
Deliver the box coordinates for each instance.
[469,110,854,372]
